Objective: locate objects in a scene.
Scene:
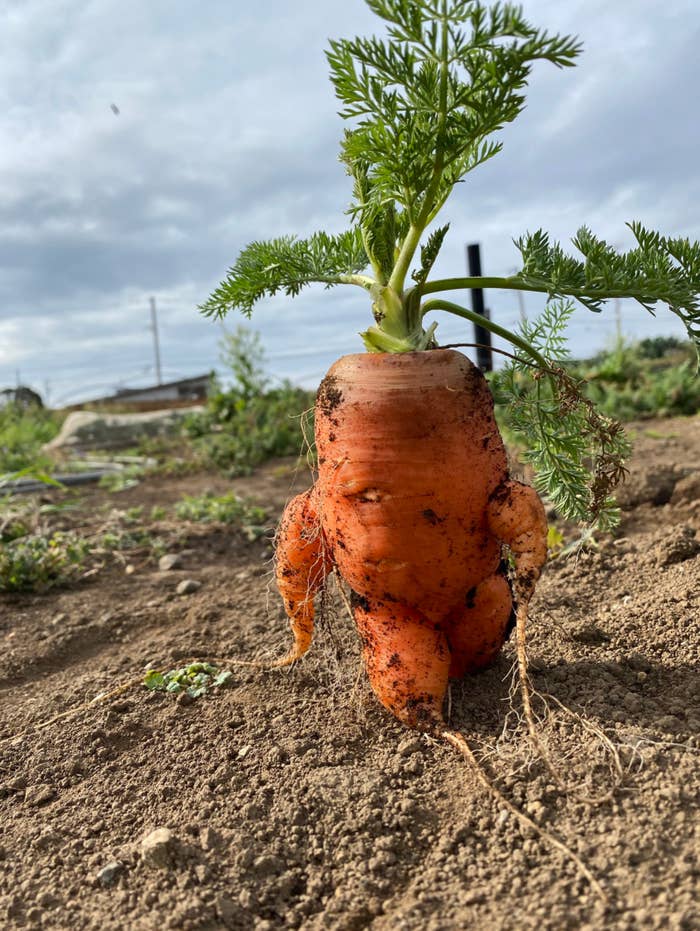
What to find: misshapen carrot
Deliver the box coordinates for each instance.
[274,349,547,731]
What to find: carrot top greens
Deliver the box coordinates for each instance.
[201,0,700,529]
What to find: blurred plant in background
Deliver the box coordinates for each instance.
[183,326,315,475]
[0,402,63,475]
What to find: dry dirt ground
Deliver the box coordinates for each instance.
[1,416,699,930]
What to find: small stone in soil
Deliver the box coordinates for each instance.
[97,861,124,887]
[140,828,177,869]
[24,784,56,806]
[176,579,202,595]
[36,891,58,908]
[159,553,184,571]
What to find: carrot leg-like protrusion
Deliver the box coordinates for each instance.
[274,488,332,666]
[444,571,513,679]
[354,597,451,732]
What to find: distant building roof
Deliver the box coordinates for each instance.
[83,374,211,405]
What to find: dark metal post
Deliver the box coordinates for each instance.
[466,243,493,372]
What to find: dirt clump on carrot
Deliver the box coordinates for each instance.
[275,349,547,734]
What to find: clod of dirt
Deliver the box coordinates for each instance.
[158,553,184,571]
[176,579,202,595]
[652,526,700,566]
[200,826,222,851]
[140,828,177,869]
[214,893,237,926]
[616,465,680,508]
[671,471,700,505]
[23,784,55,806]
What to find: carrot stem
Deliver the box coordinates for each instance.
[421,298,550,368]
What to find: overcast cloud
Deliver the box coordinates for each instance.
[1,0,698,403]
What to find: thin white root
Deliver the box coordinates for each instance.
[335,575,355,623]
[441,727,608,904]
[515,601,623,805]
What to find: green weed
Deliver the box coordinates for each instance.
[0,403,63,474]
[174,491,267,538]
[0,532,91,592]
[98,466,145,492]
[144,662,234,699]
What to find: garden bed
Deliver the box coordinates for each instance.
[1,418,698,930]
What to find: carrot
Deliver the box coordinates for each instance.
[274,348,547,732]
[273,487,332,667]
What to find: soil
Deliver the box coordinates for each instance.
[1,416,699,931]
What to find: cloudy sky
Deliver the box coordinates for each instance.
[1,0,698,404]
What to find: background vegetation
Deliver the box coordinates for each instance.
[2,335,697,484]
[1,332,696,593]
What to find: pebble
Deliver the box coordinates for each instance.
[24,784,56,806]
[200,826,222,851]
[176,579,202,596]
[36,891,57,908]
[96,861,124,887]
[159,553,184,572]
[239,888,256,910]
[140,828,177,869]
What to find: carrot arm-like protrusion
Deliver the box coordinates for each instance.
[274,488,333,667]
[487,480,548,603]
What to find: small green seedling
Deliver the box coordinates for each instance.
[144,662,234,699]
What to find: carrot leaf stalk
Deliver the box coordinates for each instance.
[490,300,632,530]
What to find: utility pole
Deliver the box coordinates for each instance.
[149,297,163,385]
[466,243,493,372]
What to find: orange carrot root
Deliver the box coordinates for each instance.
[444,570,513,678]
[353,596,450,732]
[273,488,332,666]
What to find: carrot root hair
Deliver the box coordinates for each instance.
[440,727,608,904]
[515,599,625,805]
